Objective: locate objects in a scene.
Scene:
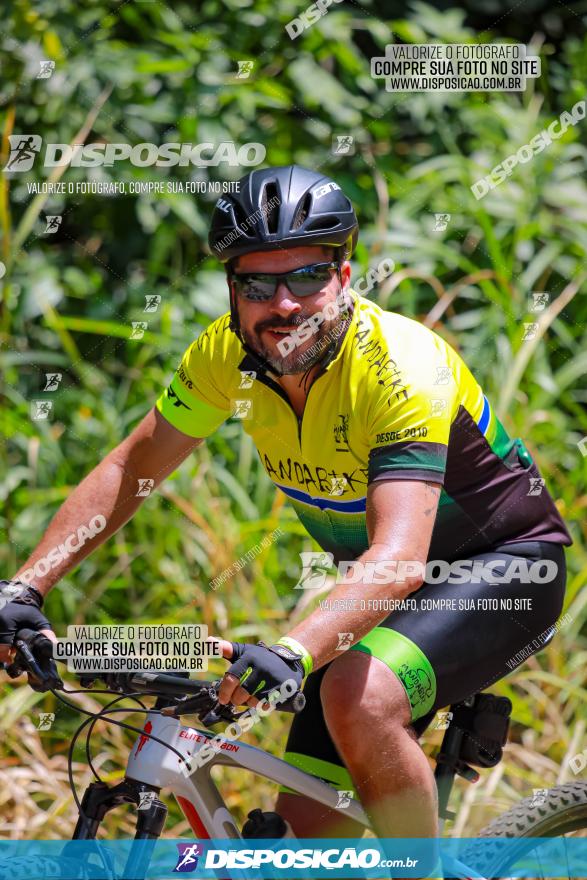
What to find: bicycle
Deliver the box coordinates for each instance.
[1,629,586,879]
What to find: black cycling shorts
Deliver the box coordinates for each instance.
[282,541,567,793]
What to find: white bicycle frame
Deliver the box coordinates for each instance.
[127,708,370,839]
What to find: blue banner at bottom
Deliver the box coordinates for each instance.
[0,837,585,879]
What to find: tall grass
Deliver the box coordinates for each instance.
[1,2,586,840]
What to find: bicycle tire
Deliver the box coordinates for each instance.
[459,782,587,877]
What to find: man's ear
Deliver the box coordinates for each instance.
[341,260,352,288]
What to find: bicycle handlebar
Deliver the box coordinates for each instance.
[6,629,306,719]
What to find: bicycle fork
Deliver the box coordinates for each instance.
[64,777,167,879]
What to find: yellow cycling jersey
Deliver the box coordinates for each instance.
[156,292,571,561]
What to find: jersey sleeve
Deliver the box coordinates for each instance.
[155,323,233,439]
[367,340,458,486]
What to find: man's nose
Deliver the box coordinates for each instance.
[269,281,302,317]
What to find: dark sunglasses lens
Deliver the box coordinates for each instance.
[236,275,275,301]
[287,268,335,296]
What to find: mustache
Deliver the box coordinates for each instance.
[255,316,309,333]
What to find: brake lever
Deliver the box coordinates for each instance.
[161,686,220,718]
[13,632,63,692]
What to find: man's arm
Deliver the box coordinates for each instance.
[284,479,441,670]
[217,479,441,707]
[13,407,202,598]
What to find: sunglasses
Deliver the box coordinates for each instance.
[231,261,340,302]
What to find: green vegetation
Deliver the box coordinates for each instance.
[0,0,585,840]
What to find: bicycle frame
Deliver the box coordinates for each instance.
[73,707,370,842]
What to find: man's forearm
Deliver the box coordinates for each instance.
[286,544,424,670]
[13,452,149,596]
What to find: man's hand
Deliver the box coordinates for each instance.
[0,581,57,665]
[217,640,304,707]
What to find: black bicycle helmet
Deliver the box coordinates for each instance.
[208,165,358,263]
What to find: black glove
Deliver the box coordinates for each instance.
[227,641,304,701]
[0,580,60,692]
[0,580,51,646]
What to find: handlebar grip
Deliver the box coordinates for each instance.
[278,691,306,713]
[13,628,62,691]
[15,628,54,657]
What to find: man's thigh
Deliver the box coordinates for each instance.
[356,541,567,715]
[282,541,567,787]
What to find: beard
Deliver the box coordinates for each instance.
[241,303,352,376]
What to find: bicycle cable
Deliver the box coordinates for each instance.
[50,687,197,816]
[84,692,149,782]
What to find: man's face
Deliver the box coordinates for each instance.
[231,245,352,375]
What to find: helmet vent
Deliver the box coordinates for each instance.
[232,200,253,236]
[307,216,340,231]
[291,192,313,231]
[261,182,280,234]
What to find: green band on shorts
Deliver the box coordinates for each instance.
[279,751,356,798]
[351,627,437,721]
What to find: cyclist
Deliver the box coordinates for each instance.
[0,165,572,876]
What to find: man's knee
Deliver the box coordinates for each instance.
[320,650,413,738]
[275,792,363,838]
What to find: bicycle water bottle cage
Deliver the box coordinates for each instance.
[242,809,289,839]
[453,692,512,768]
